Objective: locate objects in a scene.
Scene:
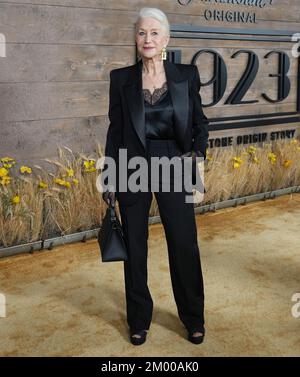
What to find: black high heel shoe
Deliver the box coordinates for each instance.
[129,329,148,346]
[187,327,205,344]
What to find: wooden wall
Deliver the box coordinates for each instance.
[0,0,300,166]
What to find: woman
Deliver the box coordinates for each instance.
[103,7,209,346]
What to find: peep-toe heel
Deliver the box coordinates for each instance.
[187,327,205,344]
[129,329,148,346]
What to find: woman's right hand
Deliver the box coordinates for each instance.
[102,190,116,206]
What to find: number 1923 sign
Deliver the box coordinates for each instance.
[167,24,300,135]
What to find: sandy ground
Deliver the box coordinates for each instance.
[0,193,300,357]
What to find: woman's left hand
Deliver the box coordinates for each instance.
[180,151,207,194]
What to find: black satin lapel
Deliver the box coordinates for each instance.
[124,81,146,151]
[168,79,189,149]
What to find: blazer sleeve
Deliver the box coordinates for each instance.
[104,70,122,163]
[191,65,209,160]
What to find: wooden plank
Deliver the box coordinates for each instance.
[0,3,299,45]
[203,102,298,118]
[0,82,107,121]
[1,116,299,168]
[0,78,297,122]
[0,44,131,82]
[0,43,297,83]
[1,0,300,21]
[0,117,108,168]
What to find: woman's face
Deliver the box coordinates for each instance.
[136,17,169,60]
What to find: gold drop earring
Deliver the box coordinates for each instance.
[161,46,167,60]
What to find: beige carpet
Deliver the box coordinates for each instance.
[0,193,300,356]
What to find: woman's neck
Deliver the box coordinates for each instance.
[141,57,164,76]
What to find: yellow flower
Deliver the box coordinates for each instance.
[0,167,9,177]
[66,168,74,177]
[12,195,20,204]
[233,156,243,163]
[205,149,212,161]
[247,146,257,155]
[3,163,12,168]
[72,178,79,185]
[268,153,277,164]
[53,178,71,188]
[84,167,96,173]
[283,159,292,168]
[1,157,15,163]
[233,156,243,168]
[38,181,48,189]
[290,139,298,145]
[0,176,11,185]
[253,157,260,164]
[83,160,96,170]
[83,159,97,173]
[20,166,32,174]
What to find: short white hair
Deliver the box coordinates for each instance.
[135,7,170,36]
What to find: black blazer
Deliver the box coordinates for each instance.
[103,59,209,206]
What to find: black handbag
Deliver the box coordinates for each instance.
[98,202,128,262]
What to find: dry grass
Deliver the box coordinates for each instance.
[0,138,299,248]
[203,139,300,204]
[0,144,106,247]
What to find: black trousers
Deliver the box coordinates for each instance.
[119,139,205,333]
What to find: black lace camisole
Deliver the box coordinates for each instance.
[143,82,175,140]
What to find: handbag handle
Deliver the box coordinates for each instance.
[108,201,117,222]
[108,202,124,234]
